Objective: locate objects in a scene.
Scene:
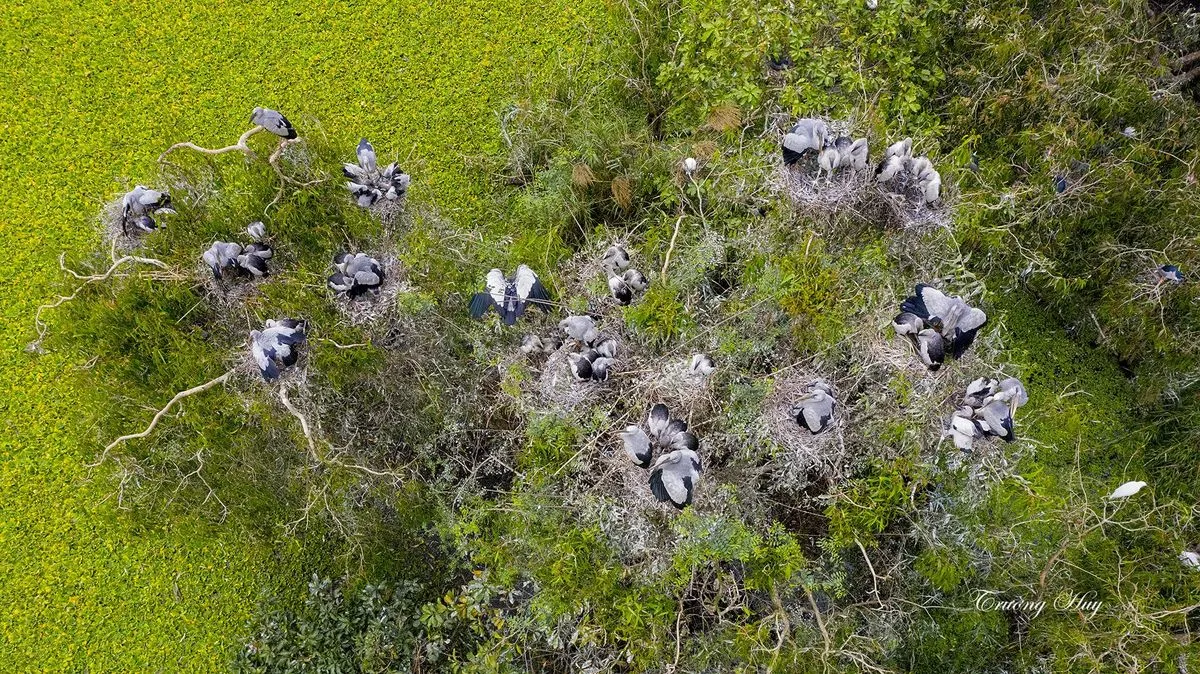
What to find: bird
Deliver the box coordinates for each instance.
[791,381,836,434]
[330,252,385,297]
[909,156,935,181]
[592,337,618,359]
[900,284,988,359]
[590,357,615,381]
[875,154,906,183]
[884,138,913,161]
[356,138,377,174]
[1107,481,1147,499]
[647,403,670,445]
[602,244,630,272]
[250,319,306,380]
[689,354,716,377]
[559,315,599,345]
[520,334,559,355]
[947,407,982,451]
[649,449,702,510]
[782,118,828,165]
[1179,551,1200,569]
[768,52,793,71]
[920,169,942,204]
[619,426,653,468]
[121,185,173,233]
[974,398,1015,441]
[838,138,869,171]
[963,377,998,408]
[202,241,243,279]
[914,329,946,370]
[892,312,924,338]
[1054,175,1067,194]
[246,221,266,241]
[567,352,594,381]
[683,157,698,176]
[1156,265,1184,284]
[817,143,840,179]
[469,265,551,325]
[866,0,878,9]
[250,107,297,139]
[622,269,649,292]
[992,378,1029,414]
[343,140,411,207]
[608,275,633,305]
[237,243,273,277]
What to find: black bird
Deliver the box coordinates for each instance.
[900,284,987,360]
[251,107,297,139]
[1156,264,1184,284]
[469,265,551,325]
[237,243,273,277]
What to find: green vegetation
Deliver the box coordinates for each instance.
[5,0,1200,671]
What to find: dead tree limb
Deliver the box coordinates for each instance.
[92,368,236,467]
[158,125,265,162]
[30,249,171,352]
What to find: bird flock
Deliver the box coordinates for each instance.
[202,222,274,280]
[603,244,649,306]
[946,377,1028,451]
[893,283,987,371]
[782,118,941,204]
[343,138,411,208]
[559,314,619,382]
[328,252,386,298]
[120,185,174,234]
[620,404,702,509]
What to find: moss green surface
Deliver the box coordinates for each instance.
[0,1,603,668]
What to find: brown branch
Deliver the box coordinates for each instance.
[1174,50,1200,73]
[92,369,236,467]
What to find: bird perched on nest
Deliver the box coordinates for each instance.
[520,334,562,355]
[682,157,698,176]
[603,244,631,273]
[782,118,828,165]
[237,243,273,277]
[202,241,273,279]
[609,269,649,305]
[559,314,600,344]
[650,449,703,510]
[120,185,174,234]
[343,138,411,207]
[689,354,716,377]
[251,107,297,139]
[876,138,913,184]
[647,403,699,452]
[946,376,1027,451]
[834,136,870,171]
[250,319,306,381]
[791,380,837,434]
[895,284,987,368]
[328,252,385,298]
[202,242,242,279]
[1155,264,1185,284]
[469,265,551,325]
[568,349,616,382]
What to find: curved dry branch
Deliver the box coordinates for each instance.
[29,251,171,352]
[158,125,265,162]
[279,386,320,462]
[92,369,236,468]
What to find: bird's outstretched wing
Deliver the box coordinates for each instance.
[514,264,551,311]
[468,292,496,319]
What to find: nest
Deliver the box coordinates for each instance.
[531,315,631,413]
[330,247,412,330]
[760,373,847,494]
[99,195,153,253]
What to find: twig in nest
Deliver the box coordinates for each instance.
[92,368,236,467]
[30,248,171,352]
